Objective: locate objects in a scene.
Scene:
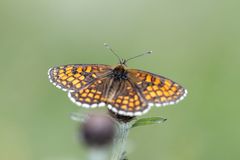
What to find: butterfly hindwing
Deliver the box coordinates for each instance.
[107,80,149,116]
[68,76,113,108]
[48,64,112,91]
[128,69,187,107]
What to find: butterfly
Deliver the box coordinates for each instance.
[48,44,187,116]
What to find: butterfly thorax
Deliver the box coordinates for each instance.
[111,65,128,80]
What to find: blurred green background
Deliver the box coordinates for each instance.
[1,0,240,160]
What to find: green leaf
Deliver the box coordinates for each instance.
[131,117,167,128]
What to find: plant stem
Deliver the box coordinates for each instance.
[111,122,131,160]
[88,148,109,160]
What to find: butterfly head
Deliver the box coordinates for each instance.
[112,64,128,80]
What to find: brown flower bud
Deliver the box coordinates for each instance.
[80,114,116,147]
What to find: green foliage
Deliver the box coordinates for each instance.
[131,117,167,128]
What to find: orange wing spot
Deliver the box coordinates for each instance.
[124,96,129,100]
[88,93,94,98]
[58,73,65,77]
[128,108,133,111]
[123,100,128,105]
[134,95,139,100]
[165,80,172,86]
[66,66,73,71]
[137,81,142,85]
[67,77,74,82]
[129,102,134,107]
[154,78,161,85]
[147,86,153,91]
[59,69,64,73]
[82,81,87,85]
[135,101,140,106]
[116,99,121,103]
[150,92,157,97]
[129,92,134,96]
[130,98,134,102]
[146,75,152,82]
[85,89,90,93]
[91,89,96,93]
[76,83,81,88]
[94,95,100,99]
[96,91,101,94]
[143,91,148,95]
[101,97,107,101]
[168,97,173,101]
[74,73,81,78]
[72,79,79,85]
[145,95,151,100]
[168,90,174,96]
[79,76,85,80]
[163,85,170,90]
[77,67,82,72]
[119,96,123,99]
[57,79,61,83]
[61,81,67,85]
[164,91,170,97]
[61,75,68,80]
[160,97,166,102]
[153,85,159,91]
[121,105,127,110]
[67,73,73,77]
[82,93,87,97]
[92,74,97,78]
[85,66,92,73]
[66,70,72,75]
[85,98,91,103]
[171,86,177,92]
[157,90,163,96]
[79,98,83,101]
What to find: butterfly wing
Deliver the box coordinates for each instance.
[106,79,149,116]
[48,64,112,91]
[127,69,187,107]
[68,76,114,108]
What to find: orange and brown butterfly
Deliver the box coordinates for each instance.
[48,44,187,116]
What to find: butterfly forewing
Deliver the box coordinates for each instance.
[128,69,187,107]
[48,64,112,91]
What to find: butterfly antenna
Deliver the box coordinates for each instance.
[125,51,152,63]
[104,43,122,63]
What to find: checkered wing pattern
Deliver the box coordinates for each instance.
[68,76,113,108]
[106,80,149,116]
[128,69,187,107]
[48,64,112,92]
